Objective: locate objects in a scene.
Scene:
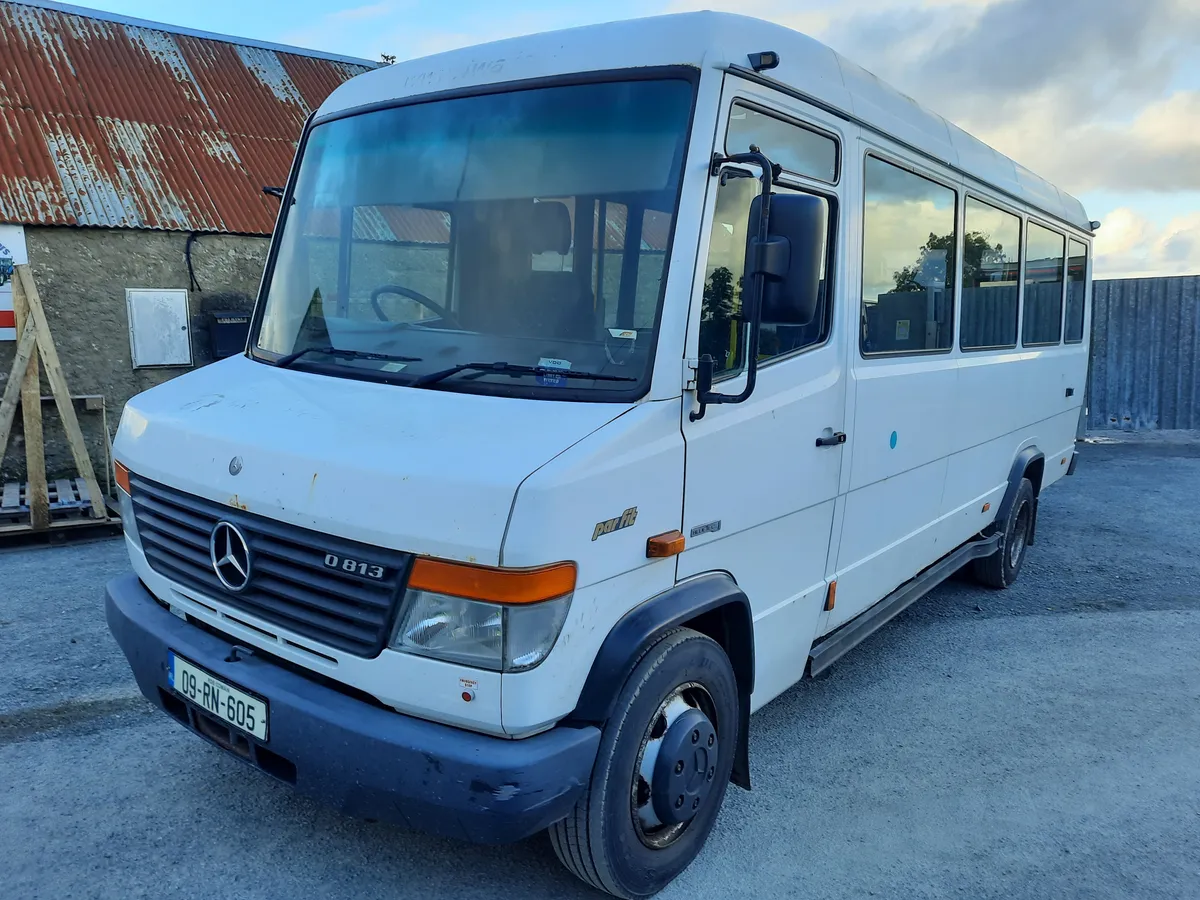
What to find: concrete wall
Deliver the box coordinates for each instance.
[0,226,269,485]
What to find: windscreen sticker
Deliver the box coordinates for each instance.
[537,357,571,387]
[607,328,637,341]
[380,362,408,373]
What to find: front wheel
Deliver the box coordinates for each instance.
[549,628,739,899]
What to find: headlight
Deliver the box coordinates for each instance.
[390,559,575,673]
[115,461,142,551]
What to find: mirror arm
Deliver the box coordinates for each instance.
[691,150,776,422]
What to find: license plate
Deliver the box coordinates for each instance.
[168,652,269,742]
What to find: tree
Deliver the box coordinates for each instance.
[380,53,397,65]
[699,266,737,366]
[892,231,1006,292]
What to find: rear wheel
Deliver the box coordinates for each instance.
[972,476,1035,588]
[549,628,739,899]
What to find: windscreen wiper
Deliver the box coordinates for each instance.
[274,346,422,368]
[413,361,637,387]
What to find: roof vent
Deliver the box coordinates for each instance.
[748,51,780,72]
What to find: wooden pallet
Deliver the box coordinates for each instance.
[0,262,111,538]
[0,477,97,525]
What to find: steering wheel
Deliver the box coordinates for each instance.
[370,284,460,328]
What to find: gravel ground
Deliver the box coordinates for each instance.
[2,434,1199,900]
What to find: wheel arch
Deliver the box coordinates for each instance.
[568,572,755,789]
[992,446,1045,542]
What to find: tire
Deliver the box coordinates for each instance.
[549,628,740,899]
[972,476,1035,589]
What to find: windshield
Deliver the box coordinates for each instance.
[253,76,696,399]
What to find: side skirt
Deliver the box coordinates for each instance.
[807,533,1002,678]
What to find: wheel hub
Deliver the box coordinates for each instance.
[650,707,718,825]
[633,683,720,848]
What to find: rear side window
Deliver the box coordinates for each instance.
[1065,239,1088,344]
[1023,222,1065,346]
[861,156,957,355]
[960,197,1021,350]
[726,103,838,184]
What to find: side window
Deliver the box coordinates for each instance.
[697,174,832,377]
[1023,222,1065,346]
[349,206,451,322]
[726,103,838,183]
[861,157,956,355]
[1065,238,1088,344]
[960,197,1021,350]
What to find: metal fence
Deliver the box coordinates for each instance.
[1088,275,1200,431]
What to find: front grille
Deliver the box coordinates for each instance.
[130,474,410,657]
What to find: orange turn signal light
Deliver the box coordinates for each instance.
[114,461,131,494]
[646,530,686,558]
[408,558,576,605]
[824,580,837,611]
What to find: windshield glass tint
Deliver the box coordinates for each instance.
[255,78,694,397]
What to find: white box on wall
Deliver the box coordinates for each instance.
[126,289,193,368]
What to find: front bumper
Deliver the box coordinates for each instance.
[105,573,600,844]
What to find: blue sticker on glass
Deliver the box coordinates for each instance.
[537,357,571,387]
[889,430,898,449]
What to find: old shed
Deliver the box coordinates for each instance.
[0,0,373,485]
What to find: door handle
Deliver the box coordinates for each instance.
[816,431,847,447]
[1065,387,1075,397]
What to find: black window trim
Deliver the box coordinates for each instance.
[859,150,960,360]
[724,97,842,187]
[959,191,1024,353]
[1063,236,1089,345]
[244,65,701,405]
[1021,216,1068,348]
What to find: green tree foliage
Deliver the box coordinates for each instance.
[892,231,1005,292]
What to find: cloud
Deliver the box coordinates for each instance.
[1093,208,1200,278]
[817,0,1200,194]
[975,90,1200,194]
[681,0,1199,274]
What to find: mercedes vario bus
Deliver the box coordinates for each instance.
[107,12,1092,898]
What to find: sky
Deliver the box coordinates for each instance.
[69,0,1200,278]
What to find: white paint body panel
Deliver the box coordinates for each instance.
[116,354,623,566]
[117,12,1092,740]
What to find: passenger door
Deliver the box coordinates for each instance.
[824,144,964,631]
[679,84,851,710]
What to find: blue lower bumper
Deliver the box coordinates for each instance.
[105,573,600,844]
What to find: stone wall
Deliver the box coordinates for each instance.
[0,226,269,486]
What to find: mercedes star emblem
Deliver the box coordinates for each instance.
[210,521,252,592]
[229,456,243,476]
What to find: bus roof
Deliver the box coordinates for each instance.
[318,11,1091,235]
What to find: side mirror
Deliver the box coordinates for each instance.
[744,192,826,326]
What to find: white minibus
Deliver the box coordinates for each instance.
[107,12,1092,898]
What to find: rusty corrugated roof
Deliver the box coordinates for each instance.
[0,0,374,234]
